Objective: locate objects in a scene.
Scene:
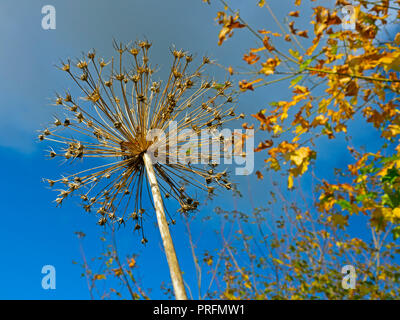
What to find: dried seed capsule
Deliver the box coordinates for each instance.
[114,121,122,129]
[203,56,210,64]
[131,212,138,220]
[98,217,107,226]
[87,51,95,60]
[77,60,88,69]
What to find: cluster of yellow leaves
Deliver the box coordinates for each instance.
[209,5,400,280]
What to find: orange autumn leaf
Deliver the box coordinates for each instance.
[112,268,123,276]
[289,21,297,34]
[239,78,262,91]
[252,110,277,131]
[243,52,260,65]
[289,11,300,17]
[128,257,136,268]
[256,170,264,180]
[216,12,246,45]
[258,29,282,37]
[262,36,275,51]
[297,30,309,38]
[242,122,254,130]
[254,140,273,152]
[250,47,266,53]
[93,274,106,280]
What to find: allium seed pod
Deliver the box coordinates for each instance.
[41,41,240,241]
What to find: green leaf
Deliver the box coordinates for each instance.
[382,167,399,184]
[337,199,352,212]
[212,83,225,90]
[392,226,400,240]
[290,75,303,87]
[299,59,312,72]
[289,49,300,59]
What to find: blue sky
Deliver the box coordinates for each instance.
[0,0,394,299]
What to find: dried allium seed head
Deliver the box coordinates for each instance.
[41,41,238,236]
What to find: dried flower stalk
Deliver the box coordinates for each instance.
[40,40,241,299]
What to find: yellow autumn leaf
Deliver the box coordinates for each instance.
[290,147,311,166]
[393,208,400,219]
[395,33,400,45]
[112,268,123,276]
[128,257,136,268]
[288,174,294,189]
[273,258,284,265]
